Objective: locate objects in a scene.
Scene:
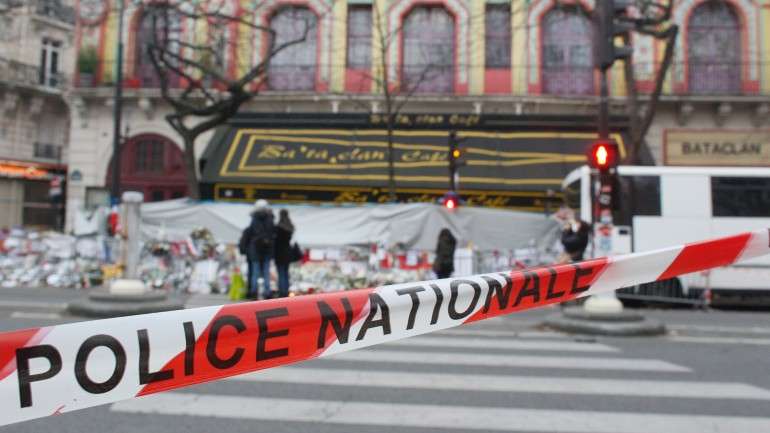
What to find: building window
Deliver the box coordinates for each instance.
[36,0,75,24]
[485,4,511,69]
[687,1,741,94]
[135,138,164,173]
[0,16,17,41]
[135,9,182,88]
[541,8,594,95]
[614,176,661,225]
[402,6,455,94]
[34,142,62,160]
[23,180,60,229]
[347,5,372,69]
[268,6,318,91]
[711,177,770,217]
[39,38,61,87]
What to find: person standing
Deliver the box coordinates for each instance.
[274,209,295,298]
[243,199,275,299]
[433,228,457,279]
[561,219,590,262]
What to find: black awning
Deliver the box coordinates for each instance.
[200,113,628,210]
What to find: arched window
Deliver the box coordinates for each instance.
[541,8,594,95]
[268,6,317,91]
[402,6,455,94]
[687,1,741,94]
[135,9,181,87]
[106,134,188,201]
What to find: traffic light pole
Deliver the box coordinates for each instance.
[598,69,610,140]
[110,0,125,204]
[448,131,457,193]
[586,5,623,314]
[550,0,664,332]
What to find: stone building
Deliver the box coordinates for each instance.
[65,0,770,227]
[0,0,74,229]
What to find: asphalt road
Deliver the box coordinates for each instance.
[2,288,770,433]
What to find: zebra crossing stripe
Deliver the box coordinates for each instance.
[0,229,768,426]
[327,349,691,372]
[111,392,770,433]
[232,366,770,400]
[435,329,565,339]
[387,335,619,352]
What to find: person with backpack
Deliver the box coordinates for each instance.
[274,209,295,298]
[239,199,275,299]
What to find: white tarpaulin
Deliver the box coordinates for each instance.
[140,200,559,251]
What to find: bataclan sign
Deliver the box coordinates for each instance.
[664,130,770,166]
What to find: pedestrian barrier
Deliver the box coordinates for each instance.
[0,229,768,427]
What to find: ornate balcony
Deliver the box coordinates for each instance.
[0,56,67,91]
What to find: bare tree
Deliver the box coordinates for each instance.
[352,4,449,202]
[620,0,678,164]
[141,0,318,199]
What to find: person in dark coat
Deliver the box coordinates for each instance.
[561,219,590,262]
[274,209,295,298]
[242,199,275,299]
[433,228,457,279]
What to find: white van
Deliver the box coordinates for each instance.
[563,165,770,306]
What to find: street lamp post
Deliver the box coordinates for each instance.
[110,0,125,204]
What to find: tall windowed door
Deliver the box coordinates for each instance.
[541,8,594,96]
[106,134,188,201]
[687,1,741,94]
[402,6,455,94]
[39,38,61,87]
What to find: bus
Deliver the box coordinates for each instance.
[563,165,770,307]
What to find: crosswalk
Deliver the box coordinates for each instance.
[112,318,770,433]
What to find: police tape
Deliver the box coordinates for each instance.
[0,229,768,426]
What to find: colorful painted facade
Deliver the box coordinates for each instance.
[64,0,770,226]
[75,0,770,97]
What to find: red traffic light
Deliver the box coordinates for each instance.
[441,191,460,210]
[587,140,619,171]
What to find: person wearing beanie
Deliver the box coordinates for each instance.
[239,199,275,299]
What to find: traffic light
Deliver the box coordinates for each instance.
[595,0,634,70]
[441,191,460,210]
[448,131,465,192]
[587,140,619,172]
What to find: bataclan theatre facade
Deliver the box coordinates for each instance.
[199,113,631,212]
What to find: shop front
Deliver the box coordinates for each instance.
[200,113,629,212]
[0,159,67,229]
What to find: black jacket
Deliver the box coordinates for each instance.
[274,224,294,265]
[561,222,590,261]
[433,230,457,275]
[242,210,275,261]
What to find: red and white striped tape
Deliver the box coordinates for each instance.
[0,229,768,426]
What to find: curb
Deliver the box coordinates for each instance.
[67,292,185,318]
[543,313,666,336]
